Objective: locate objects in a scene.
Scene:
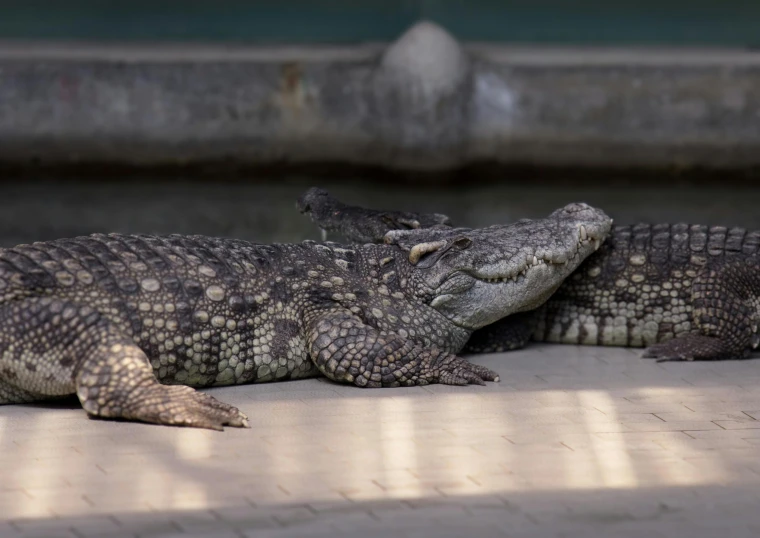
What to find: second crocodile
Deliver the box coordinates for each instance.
[299,188,760,362]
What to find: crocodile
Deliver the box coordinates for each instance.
[299,187,760,362]
[0,203,610,429]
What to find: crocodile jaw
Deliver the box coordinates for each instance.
[431,219,610,330]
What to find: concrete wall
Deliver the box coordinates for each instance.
[1,22,759,171]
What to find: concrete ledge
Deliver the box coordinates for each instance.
[1,22,760,171]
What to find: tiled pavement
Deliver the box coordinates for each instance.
[4,344,760,537]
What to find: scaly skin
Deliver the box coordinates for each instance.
[0,203,610,429]
[297,187,451,243]
[468,223,760,361]
[302,190,760,362]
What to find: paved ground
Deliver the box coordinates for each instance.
[4,344,760,537]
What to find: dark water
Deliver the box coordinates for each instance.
[1,176,758,247]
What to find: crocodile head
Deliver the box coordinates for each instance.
[297,187,451,244]
[386,203,612,330]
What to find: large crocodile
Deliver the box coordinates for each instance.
[0,203,610,429]
[299,188,760,362]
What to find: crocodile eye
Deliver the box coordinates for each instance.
[453,237,472,250]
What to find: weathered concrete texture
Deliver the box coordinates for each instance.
[1,21,760,170]
[370,22,472,166]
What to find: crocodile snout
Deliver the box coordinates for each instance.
[554,202,613,230]
[562,202,594,214]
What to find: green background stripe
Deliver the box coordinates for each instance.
[0,1,756,45]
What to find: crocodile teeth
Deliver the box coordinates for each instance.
[579,225,588,241]
[594,239,601,250]
[532,255,538,266]
[321,228,328,241]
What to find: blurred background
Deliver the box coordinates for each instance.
[0,1,758,242]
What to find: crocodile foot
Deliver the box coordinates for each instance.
[642,334,744,362]
[426,355,501,386]
[118,385,250,431]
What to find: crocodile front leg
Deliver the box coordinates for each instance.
[306,308,499,387]
[644,262,760,361]
[0,297,249,430]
